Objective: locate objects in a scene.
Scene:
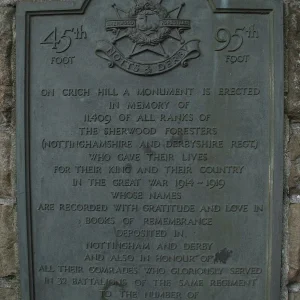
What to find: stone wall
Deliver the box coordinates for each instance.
[0,4,18,300]
[286,0,300,299]
[0,0,296,299]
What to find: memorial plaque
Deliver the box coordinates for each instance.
[16,0,283,299]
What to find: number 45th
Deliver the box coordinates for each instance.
[40,26,87,53]
[41,27,60,50]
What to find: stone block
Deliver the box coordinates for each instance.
[0,287,18,300]
[288,124,300,192]
[289,204,300,281]
[286,2,300,119]
[0,86,13,128]
[290,292,300,300]
[0,131,11,198]
[0,7,14,86]
[285,0,300,11]
[0,204,17,277]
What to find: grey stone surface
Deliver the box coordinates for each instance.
[285,0,300,10]
[283,200,290,300]
[290,292,300,300]
[0,287,18,300]
[0,3,17,300]
[0,0,293,299]
[0,8,13,86]
[286,2,300,119]
[288,124,300,193]
[289,204,300,282]
[0,6,14,198]
[0,131,12,198]
[0,0,294,299]
[289,283,300,293]
[10,11,16,200]
[0,86,13,129]
[283,117,290,298]
[0,199,15,206]
[285,3,300,298]
[0,204,16,277]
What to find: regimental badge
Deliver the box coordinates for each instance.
[96,0,201,76]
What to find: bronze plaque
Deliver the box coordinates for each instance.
[17,0,284,299]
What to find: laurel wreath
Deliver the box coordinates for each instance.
[127,2,171,46]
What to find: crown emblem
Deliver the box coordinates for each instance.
[96,0,201,76]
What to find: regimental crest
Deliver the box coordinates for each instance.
[96,0,201,76]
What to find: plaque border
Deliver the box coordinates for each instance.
[16,0,284,299]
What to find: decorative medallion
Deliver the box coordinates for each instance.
[96,0,201,76]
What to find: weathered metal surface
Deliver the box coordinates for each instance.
[16,0,284,299]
